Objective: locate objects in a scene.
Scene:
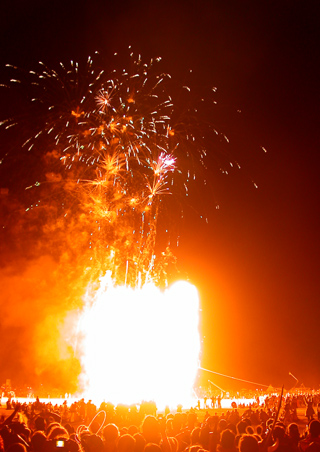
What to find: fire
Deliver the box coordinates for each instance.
[72,272,201,410]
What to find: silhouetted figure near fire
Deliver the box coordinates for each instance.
[80,432,104,452]
[133,433,146,452]
[141,416,161,444]
[30,431,46,452]
[287,423,301,452]
[118,434,136,452]
[306,398,315,423]
[86,400,97,425]
[141,415,171,452]
[102,423,120,452]
[270,425,293,452]
[217,429,237,452]
[239,435,259,452]
[299,420,320,452]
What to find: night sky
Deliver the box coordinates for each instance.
[0,0,319,393]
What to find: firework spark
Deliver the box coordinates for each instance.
[95,88,114,112]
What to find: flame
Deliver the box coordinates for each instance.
[72,273,201,410]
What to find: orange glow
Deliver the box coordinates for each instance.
[167,126,175,137]
[71,107,84,119]
[108,121,120,134]
[130,198,137,205]
[70,273,201,409]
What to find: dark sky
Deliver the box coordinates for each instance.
[0,0,319,392]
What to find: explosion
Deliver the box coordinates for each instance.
[68,273,200,409]
[0,50,236,403]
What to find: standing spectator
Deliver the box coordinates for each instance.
[239,435,259,452]
[305,399,315,424]
[299,420,320,452]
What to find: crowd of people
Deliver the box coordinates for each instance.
[1,393,320,452]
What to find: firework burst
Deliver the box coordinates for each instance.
[0,50,237,286]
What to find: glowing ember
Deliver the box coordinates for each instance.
[72,272,200,409]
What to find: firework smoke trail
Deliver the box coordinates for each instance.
[0,50,238,286]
